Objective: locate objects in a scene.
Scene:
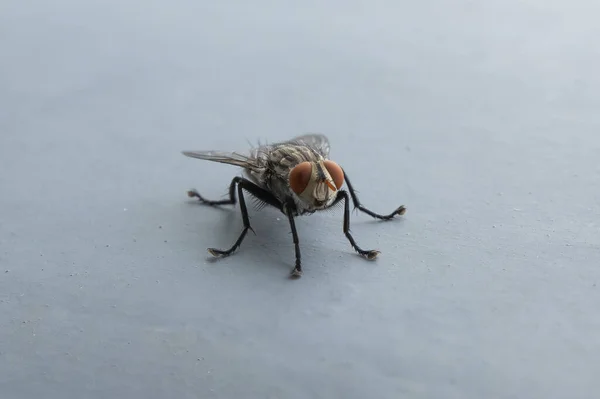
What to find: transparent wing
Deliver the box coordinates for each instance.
[181,150,260,171]
[286,133,331,158]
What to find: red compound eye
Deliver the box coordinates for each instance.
[323,160,344,189]
[289,162,312,194]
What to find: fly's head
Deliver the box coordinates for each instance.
[288,159,344,210]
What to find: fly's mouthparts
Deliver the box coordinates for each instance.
[324,179,336,191]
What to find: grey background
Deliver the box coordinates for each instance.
[1,0,599,398]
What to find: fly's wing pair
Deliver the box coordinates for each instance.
[181,134,331,170]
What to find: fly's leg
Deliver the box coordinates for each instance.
[334,191,381,260]
[206,177,282,257]
[343,171,406,220]
[284,204,303,277]
[187,178,238,206]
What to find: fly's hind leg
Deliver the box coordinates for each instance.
[187,178,239,206]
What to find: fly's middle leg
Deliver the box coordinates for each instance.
[205,177,282,258]
[342,171,406,220]
[334,191,381,260]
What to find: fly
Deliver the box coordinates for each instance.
[182,133,406,278]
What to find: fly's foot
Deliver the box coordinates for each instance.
[359,249,381,260]
[358,204,407,221]
[187,189,206,201]
[381,205,406,220]
[290,266,303,278]
[207,247,233,257]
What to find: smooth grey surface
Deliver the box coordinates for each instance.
[1,0,599,398]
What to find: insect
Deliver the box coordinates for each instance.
[182,133,406,278]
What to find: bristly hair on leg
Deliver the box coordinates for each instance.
[250,194,269,211]
[221,187,230,201]
[218,181,234,202]
[348,187,361,214]
[325,199,344,215]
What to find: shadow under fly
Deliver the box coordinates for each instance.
[182,133,406,278]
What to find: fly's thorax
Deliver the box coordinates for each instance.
[288,159,344,209]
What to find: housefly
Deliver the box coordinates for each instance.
[182,133,406,278]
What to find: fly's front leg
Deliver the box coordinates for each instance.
[343,171,406,220]
[206,177,282,258]
[284,203,303,278]
[335,191,381,260]
[187,177,238,206]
